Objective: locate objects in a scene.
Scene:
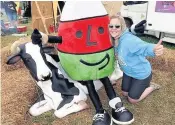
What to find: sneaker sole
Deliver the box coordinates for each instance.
[111,117,134,125]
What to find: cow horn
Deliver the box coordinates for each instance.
[11,40,21,54]
[11,38,29,54]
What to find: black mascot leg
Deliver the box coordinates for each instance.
[80,80,111,125]
[100,77,117,99]
[100,77,134,125]
[84,80,104,113]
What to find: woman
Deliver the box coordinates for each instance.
[109,15,163,104]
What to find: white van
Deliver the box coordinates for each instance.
[120,1,175,44]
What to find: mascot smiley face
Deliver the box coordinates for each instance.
[57,1,114,80]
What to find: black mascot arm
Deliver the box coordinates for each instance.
[129,20,146,35]
[48,35,62,44]
[31,29,62,44]
[40,32,62,44]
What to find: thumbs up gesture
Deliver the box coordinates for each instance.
[153,39,164,56]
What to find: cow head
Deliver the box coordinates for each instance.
[7,41,55,81]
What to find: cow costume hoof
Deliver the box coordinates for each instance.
[55,101,89,118]
[109,98,134,125]
[54,89,87,118]
[92,110,111,125]
[29,100,52,116]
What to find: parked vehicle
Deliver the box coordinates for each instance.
[121,1,175,44]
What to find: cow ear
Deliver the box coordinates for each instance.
[6,53,21,65]
[42,46,55,54]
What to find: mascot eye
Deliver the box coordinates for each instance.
[98,27,104,34]
[76,30,83,38]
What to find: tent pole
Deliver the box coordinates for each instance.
[35,1,49,34]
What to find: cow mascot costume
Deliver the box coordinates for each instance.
[32,1,135,125]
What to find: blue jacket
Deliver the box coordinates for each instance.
[115,29,155,80]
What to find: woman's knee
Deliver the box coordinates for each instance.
[128,97,139,104]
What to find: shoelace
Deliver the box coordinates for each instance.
[93,113,105,121]
[115,107,127,113]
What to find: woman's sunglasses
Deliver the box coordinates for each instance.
[108,24,121,29]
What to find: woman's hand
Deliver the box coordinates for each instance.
[153,39,164,56]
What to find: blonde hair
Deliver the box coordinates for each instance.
[110,14,127,34]
[109,14,127,46]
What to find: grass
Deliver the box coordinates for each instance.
[32,111,56,125]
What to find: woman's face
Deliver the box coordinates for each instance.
[109,18,122,39]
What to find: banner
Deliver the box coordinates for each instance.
[155,1,175,13]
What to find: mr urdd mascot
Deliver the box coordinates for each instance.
[33,2,134,125]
